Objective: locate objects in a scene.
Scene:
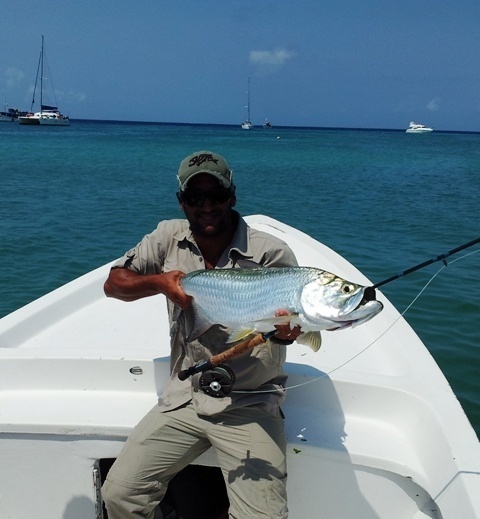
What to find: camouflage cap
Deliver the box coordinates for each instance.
[177,151,233,191]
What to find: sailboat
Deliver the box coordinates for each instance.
[0,100,15,122]
[241,78,253,129]
[18,36,70,126]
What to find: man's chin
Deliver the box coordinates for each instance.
[198,225,222,237]
[190,221,223,237]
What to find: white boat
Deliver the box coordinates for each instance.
[0,100,16,122]
[18,36,70,127]
[1,214,479,518]
[406,121,433,133]
[0,112,14,122]
[241,77,253,129]
[263,118,272,128]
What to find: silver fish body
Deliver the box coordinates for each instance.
[180,267,383,351]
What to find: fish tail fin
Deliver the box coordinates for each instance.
[296,331,322,352]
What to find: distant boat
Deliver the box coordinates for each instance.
[241,78,253,130]
[18,36,70,126]
[263,118,272,128]
[406,121,432,133]
[0,112,14,122]
[0,100,16,122]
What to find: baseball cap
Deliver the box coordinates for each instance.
[177,151,233,191]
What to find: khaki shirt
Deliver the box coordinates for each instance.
[113,212,298,416]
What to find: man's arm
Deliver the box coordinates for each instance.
[104,268,192,308]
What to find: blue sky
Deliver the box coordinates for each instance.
[2,1,479,131]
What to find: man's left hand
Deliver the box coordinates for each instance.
[274,309,302,342]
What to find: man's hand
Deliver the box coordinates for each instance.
[162,271,192,309]
[274,309,302,342]
[104,268,192,308]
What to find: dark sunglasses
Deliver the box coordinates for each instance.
[176,186,235,207]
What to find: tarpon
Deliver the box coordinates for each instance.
[180,267,383,351]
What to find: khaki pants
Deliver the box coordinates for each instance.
[102,402,288,519]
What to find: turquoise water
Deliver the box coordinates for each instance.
[1,120,479,438]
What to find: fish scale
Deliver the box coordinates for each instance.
[183,268,314,317]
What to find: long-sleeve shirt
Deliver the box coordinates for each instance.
[112,212,298,416]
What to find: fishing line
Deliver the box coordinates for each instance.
[232,247,480,396]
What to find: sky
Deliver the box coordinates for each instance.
[2,1,480,131]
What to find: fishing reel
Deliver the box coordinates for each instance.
[199,364,236,398]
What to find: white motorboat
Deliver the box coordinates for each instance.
[18,36,70,127]
[1,215,479,518]
[241,77,253,130]
[406,121,433,133]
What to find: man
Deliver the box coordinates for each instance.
[102,151,301,519]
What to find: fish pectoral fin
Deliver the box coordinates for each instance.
[255,315,295,328]
[227,327,257,343]
[296,331,322,352]
[226,315,299,344]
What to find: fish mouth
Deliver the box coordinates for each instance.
[335,286,382,327]
[363,286,377,302]
[338,286,376,317]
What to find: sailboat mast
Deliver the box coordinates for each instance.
[247,77,251,122]
[40,35,44,110]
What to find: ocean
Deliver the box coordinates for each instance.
[1,120,479,439]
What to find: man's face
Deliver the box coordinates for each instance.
[179,174,236,238]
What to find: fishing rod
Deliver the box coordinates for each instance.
[177,330,277,397]
[177,236,480,396]
[371,236,480,290]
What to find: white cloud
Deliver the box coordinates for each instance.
[427,97,441,112]
[68,90,87,102]
[249,49,295,74]
[6,67,24,88]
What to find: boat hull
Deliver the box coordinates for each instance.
[18,116,40,125]
[406,128,433,133]
[39,117,70,126]
[1,215,479,518]
[19,113,70,126]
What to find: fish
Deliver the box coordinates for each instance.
[179,267,383,352]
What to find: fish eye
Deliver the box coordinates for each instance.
[342,284,354,294]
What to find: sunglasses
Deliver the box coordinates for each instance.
[177,186,235,207]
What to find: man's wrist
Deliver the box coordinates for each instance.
[270,336,294,346]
